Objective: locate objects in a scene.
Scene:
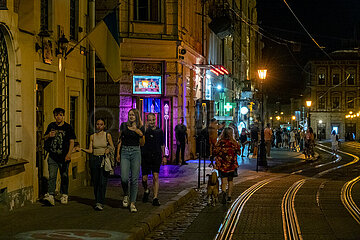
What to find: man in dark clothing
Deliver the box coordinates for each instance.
[141,113,166,206]
[43,108,76,206]
[175,117,188,165]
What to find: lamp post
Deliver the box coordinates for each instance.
[257,69,267,170]
[306,100,312,129]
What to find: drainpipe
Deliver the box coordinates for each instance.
[89,0,95,132]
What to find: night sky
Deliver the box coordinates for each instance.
[256,0,360,103]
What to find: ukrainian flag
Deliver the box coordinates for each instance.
[88,10,121,82]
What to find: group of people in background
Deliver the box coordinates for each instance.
[43,108,167,213]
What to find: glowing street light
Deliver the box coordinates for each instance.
[306,100,312,128]
[257,69,268,169]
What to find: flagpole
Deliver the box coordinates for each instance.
[64,2,121,59]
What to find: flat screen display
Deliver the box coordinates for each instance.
[133,75,162,95]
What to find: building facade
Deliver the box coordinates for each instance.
[305,51,360,140]
[0,0,89,211]
[95,0,261,161]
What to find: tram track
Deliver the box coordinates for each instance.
[216,143,360,240]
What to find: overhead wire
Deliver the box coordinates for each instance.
[282,0,353,105]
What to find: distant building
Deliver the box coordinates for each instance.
[305,50,360,140]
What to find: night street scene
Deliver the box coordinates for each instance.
[1,0,360,239]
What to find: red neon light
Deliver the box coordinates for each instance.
[210,69,219,76]
[214,67,225,75]
[220,66,229,74]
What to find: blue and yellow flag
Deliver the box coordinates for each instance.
[88,10,121,82]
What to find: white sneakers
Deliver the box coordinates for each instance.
[122,196,129,207]
[130,203,137,213]
[43,193,55,206]
[60,194,68,204]
[95,203,104,211]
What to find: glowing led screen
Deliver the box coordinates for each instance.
[133,75,162,95]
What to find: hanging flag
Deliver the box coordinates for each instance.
[88,9,121,82]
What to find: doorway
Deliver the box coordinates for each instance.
[36,81,50,197]
[345,123,356,141]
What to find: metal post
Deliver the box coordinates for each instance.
[308,107,311,128]
[203,139,206,184]
[258,82,267,168]
[198,139,201,189]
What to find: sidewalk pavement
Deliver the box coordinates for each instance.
[0,148,305,240]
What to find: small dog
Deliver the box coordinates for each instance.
[206,171,219,206]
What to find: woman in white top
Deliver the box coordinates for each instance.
[78,118,114,210]
[289,130,296,151]
[331,130,339,157]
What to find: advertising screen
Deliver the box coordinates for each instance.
[133,75,162,95]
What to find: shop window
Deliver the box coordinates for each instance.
[70,0,79,40]
[134,0,160,22]
[332,73,340,85]
[0,29,10,165]
[318,73,325,85]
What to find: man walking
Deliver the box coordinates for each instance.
[175,117,188,165]
[264,123,273,158]
[43,108,76,206]
[142,113,166,206]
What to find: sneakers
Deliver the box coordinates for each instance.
[143,189,150,203]
[43,193,55,206]
[227,196,232,202]
[152,198,161,206]
[94,203,104,211]
[130,203,137,213]
[122,196,129,208]
[60,194,68,204]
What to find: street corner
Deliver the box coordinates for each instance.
[14,229,130,240]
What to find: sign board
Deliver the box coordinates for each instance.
[133,75,162,95]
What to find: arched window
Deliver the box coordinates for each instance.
[345,68,355,85]
[0,29,10,165]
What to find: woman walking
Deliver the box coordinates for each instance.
[78,118,114,210]
[214,127,241,204]
[116,109,145,213]
[304,127,315,160]
[239,128,249,157]
[331,130,339,157]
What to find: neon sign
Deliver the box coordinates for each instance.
[133,75,162,95]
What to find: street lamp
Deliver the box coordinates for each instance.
[257,69,267,169]
[306,100,312,129]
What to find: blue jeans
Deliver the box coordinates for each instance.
[121,146,141,203]
[48,155,69,195]
[90,155,109,204]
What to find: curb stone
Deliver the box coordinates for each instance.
[128,188,197,240]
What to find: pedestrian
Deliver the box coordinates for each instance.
[208,118,218,167]
[304,127,315,160]
[264,123,273,157]
[289,129,296,151]
[331,130,339,157]
[299,127,305,152]
[213,127,241,204]
[239,127,250,157]
[217,121,226,136]
[175,117,188,165]
[229,122,239,141]
[250,123,259,158]
[116,109,145,213]
[77,118,115,211]
[276,128,282,148]
[43,108,76,206]
[141,113,167,206]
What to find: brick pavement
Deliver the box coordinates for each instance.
[0,148,305,240]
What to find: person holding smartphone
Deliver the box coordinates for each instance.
[116,109,145,213]
[43,108,76,206]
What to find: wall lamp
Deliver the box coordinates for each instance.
[35,29,51,52]
[55,34,69,57]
